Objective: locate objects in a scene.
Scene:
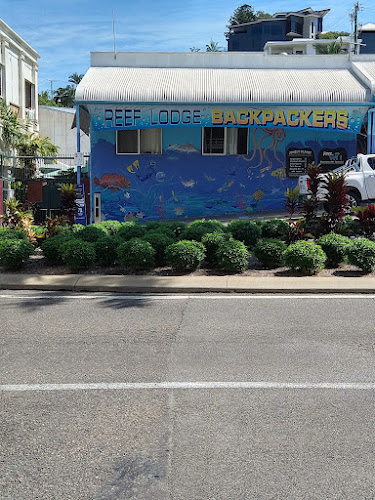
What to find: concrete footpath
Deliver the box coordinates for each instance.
[2,273,375,293]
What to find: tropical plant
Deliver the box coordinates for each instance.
[53,85,76,107]
[68,73,84,86]
[206,40,223,52]
[314,40,345,54]
[321,172,347,232]
[0,100,26,151]
[17,133,59,177]
[1,198,34,233]
[38,90,57,106]
[58,183,78,225]
[352,204,375,237]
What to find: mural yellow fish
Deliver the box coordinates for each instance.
[271,168,286,180]
[204,173,216,182]
[172,190,178,202]
[252,189,264,202]
[218,181,234,193]
[127,160,140,174]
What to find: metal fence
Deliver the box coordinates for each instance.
[1,154,90,224]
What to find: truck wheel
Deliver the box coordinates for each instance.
[347,191,360,209]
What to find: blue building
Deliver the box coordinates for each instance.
[75,52,375,223]
[227,7,329,52]
[359,24,375,54]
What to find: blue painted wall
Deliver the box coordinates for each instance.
[90,126,357,222]
[360,32,375,54]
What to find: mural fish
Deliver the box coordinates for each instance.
[167,143,200,153]
[174,206,184,216]
[252,189,264,202]
[240,183,246,189]
[271,168,286,180]
[171,190,178,202]
[127,160,140,173]
[204,173,216,182]
[218,181,234,193]
[181,179,196,188]
[94,173,131,192]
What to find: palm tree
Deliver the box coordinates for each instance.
[68,73,84,86]
[53,85,76,107]
[314,40,345,54]
[206,39,223,52]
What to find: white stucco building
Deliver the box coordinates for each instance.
[0,18,39,130]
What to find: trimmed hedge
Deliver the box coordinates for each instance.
[283,240,326,275]
[216,238,250,273]
[165,240,205,271]
[253,238,287,268]
[317,233,352,268]
[0,239,34,270]
[261,219,289,240]
[142,231,175,266]
[41,234,74,264]
[61,239,96,271]
[201,231,229,268]
[0,228,26,240]
[347,238,375,272]
[226,220,262,247]
[117,222,147,241]
[93,236,121,266]
[179,219,225,242]
[117,238,155,271]
[97,220,122,235]
[74,224,108,243]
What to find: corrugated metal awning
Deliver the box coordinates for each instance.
[352,61,375,95]
[75,67,369,104]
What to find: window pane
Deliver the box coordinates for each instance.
[203,127,224,154]
[237,128,248,155]
[140,129,161,154]
[117,130,138,153]
[226,128,238,155]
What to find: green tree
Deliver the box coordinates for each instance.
[68,73,84,86]
[206,39,223,52]
[255,10,272,19]
[0,100,26,151]
[38,90,57,107]
[53,85,76,107]
[319,31,349,39]
[228,4,271,25]
[314,40,346,54]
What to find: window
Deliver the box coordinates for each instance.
[116,129,162,154]
[0,65,3,97]
[94,193,101,223]
[25,80,35,109]
[202,127,248,155]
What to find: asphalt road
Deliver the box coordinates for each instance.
[1,292,375,499]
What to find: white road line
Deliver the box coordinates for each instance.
[1,294,375,300]
[1,381,375,392]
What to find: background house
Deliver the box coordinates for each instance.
[0,18,39,131]
[227,7,329,52]
[359,24,375,54]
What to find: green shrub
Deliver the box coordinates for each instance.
[0,239,34,270]
[253,238,287,268]
[165,240,205,272]
[97,220,122,235]
[226,220,262,247]
[145,221,184,239]
[142,231,175,266]
[117,221,147,240]
[317,233,352,268]
[179,219,225,242]
[347,238,375,272]
[261,219,289,240]
[337,216,363,237]
[93,236,121,266]
[61,239,96,271]
[0,228,26,240]
[41,234,74,264]
[283,241,326,275]
[74,224,108,242]
[201,231,230,268]
[117,238,155,271]
[216,238,250,273]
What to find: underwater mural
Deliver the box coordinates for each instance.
[90,123,360,222]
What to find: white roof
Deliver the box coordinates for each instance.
[360,23,375,32]
[352,61,375,94]
[76,66,368,103]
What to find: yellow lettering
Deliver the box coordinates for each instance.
[223,110,237,125]
[287,110,299,127]
[273,110,286,126]
[237,110,249,125]
[262,110,274,125]
[212,109,223,125]
[300,109,312,127]
[249,109,262,125]
[313,110,324,128]
[337,110,348,130]
[323,110,336,128]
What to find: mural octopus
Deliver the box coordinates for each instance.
[243,128,286,176]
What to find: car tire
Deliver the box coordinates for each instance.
[347,191,361,209]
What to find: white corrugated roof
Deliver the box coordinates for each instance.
[352,61,375,95]
[75,67,369,103]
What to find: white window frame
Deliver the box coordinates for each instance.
[116,129,162,155]
[202,127,249,156]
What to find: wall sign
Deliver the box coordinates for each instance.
[286,148,315,178]
[88,104,368,134]
[75,184,87,226]
[318,148,348,172]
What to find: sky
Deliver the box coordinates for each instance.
[2,0,375,95]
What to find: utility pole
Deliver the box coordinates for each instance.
[353,1,360,52]
[48,79,57,99]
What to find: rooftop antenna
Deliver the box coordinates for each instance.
[112,9,117,59]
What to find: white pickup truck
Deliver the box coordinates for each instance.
[298,154,375,207]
